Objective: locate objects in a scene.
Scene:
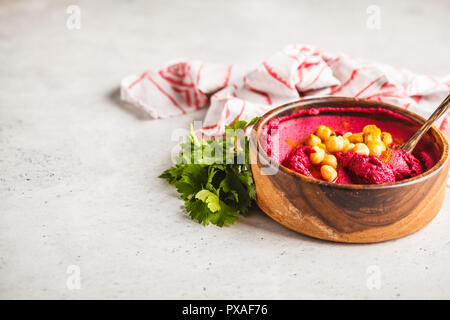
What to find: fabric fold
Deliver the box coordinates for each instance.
[120,44,450,137]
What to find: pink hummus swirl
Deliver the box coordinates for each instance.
[262,107,440,185]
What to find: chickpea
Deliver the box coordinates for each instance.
[305,133,321,147]
[315,125,332,141]
[321,165,338,182]
[325,135,345,153]
[381,132,393,146]
[317,143,327,150]
[352,143,370,156]
[364,133,382,144]
[343,137,351,147]
[348,133,364,144]
[362,124,381,136]
[367,140,386,157]
[309,146,325,165]
[343,132,352,139]
[343,142,355,153]
[322,154,338,168]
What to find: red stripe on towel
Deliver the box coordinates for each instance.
[147,75,186,114]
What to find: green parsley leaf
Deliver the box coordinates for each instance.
[195,190,221,213]
[159,117,259,226]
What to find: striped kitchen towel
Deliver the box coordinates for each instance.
[120,44,450,137]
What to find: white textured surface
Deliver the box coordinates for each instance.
[0,0,449,299]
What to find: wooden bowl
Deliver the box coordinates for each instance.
[250,97,449,243]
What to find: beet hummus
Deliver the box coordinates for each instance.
[262,107,440,185]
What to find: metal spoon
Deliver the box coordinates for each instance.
[401,93,450,153]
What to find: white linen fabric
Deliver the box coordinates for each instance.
[121,44,450,138]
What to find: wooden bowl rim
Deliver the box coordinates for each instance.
[251,96,449,190]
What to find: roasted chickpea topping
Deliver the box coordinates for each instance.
[343,132,352,138]
[310,146,325,165]
[325,136,345,153]
[317,143,327,150]
[321,165,337,182]
[348,133,363,143]
[353,143,370,156]
[315,125,332,141]
[343,142,355,153]
[367,140,386,157]
[305,133,322,146]
[322,154,338,168]
[363,124,381,136]
[364,133,382,145]
[381,132,393,146]
[302,124,394,182]
[342,137,351,150]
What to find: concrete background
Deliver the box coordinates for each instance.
[0,0,449,299]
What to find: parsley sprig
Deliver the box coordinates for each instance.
[159,118,259,226]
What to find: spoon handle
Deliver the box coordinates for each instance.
[401,93,450,153]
